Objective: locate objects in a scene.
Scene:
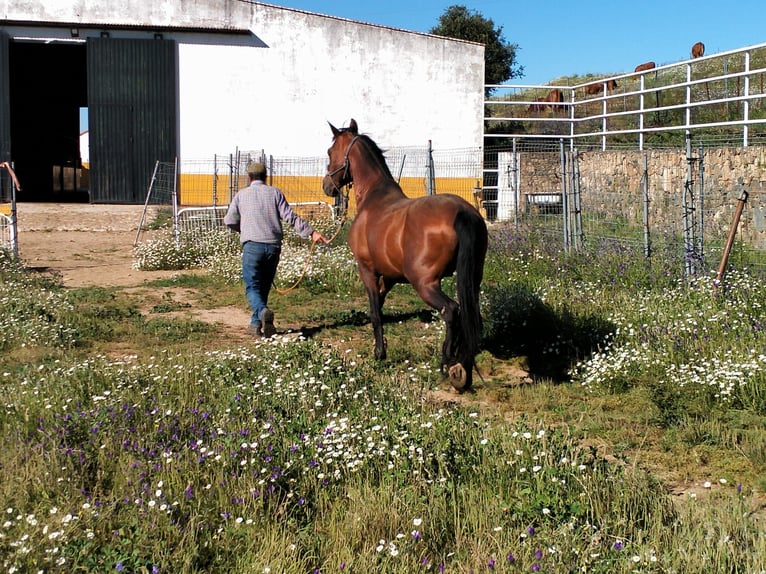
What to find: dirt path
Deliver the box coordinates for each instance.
[16,203,180,287]
[15,203,253,339]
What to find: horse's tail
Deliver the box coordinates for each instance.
[454,208,488,361]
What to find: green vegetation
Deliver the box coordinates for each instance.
[1,221,766,572]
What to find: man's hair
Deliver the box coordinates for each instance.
[246,161,267,180]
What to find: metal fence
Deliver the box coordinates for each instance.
[485,42,766,150]
[135,137,766,278]
[169,145,483,215]
[0,161,18,256]
[482,41,766,274]
[483,136,766,275]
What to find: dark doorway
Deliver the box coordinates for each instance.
[9,41,89,202]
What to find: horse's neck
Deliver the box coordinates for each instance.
[350,149,404,207]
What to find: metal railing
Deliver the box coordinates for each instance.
[485,41,766,150]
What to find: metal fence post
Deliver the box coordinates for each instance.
[682,131,702,279]
[682,133,699,279]
[512,137,519,231]
[642,153,651,258]
[572,148,583,251]
[171,157,179,245]
[212,154,219,206]
[697,144,705,270]
[426,140,435,196]
[560,138,570,253]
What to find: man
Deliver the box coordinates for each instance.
[224,161,329,338]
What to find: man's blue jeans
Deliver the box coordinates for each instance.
[241,241,280,328]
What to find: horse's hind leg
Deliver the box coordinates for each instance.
[412,282,462,382]
[440,301,459,373]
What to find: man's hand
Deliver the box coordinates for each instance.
[311,230,330,244]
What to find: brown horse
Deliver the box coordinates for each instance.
[322,119,488,391]
[634,61,656,73]
[583,79,618,96]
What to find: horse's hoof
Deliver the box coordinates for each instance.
[448,363,468,392]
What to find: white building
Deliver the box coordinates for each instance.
[0,1,485,203]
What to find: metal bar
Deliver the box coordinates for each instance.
[559,139,570,253]
[681,132,694,280]
[134,159,160,248]
[697,144,705,265]
[172,157,179,245]
[639,75,645,151]
[744,51,750,147]
[572,149,583,250]
[642,153,651,258]
[512,137,519,230]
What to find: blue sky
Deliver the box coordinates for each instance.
[279,0,766,85]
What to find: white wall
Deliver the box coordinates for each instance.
[3,1,485,165]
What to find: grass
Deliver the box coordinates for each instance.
[2,220,766,572]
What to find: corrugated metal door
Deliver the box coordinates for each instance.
[87,38,177,203]
[0,31,10,165]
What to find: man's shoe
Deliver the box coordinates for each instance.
[260,308,275,338]
[247,324,261,338]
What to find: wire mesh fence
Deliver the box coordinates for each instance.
[131,133,766,277]
[485,137,766,274]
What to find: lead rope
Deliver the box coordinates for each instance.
[273,186,350,295]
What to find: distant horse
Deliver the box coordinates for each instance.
[528,88,565,113]
[322,119,488,391]
[583,79,618,96]
[527,97,549,113]
[691,41,705,59]
[634,61,656,73]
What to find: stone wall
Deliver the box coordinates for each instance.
[519,146,766,250]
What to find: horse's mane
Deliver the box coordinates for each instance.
[339,127,394,180]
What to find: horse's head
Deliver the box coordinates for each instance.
[322,118,359,197]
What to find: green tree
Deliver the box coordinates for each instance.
[430,5,523,94]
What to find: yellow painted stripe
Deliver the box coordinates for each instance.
[178,174,480,216]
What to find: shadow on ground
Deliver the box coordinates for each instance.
[482,282,615,382]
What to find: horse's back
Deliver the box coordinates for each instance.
[351,191,485,282]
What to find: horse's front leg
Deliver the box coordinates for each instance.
[359,267,386,360]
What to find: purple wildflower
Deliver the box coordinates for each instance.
[531,564,540,572]
[534,549,542,559]
[614,541,624,551]
[488,557,496,569]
